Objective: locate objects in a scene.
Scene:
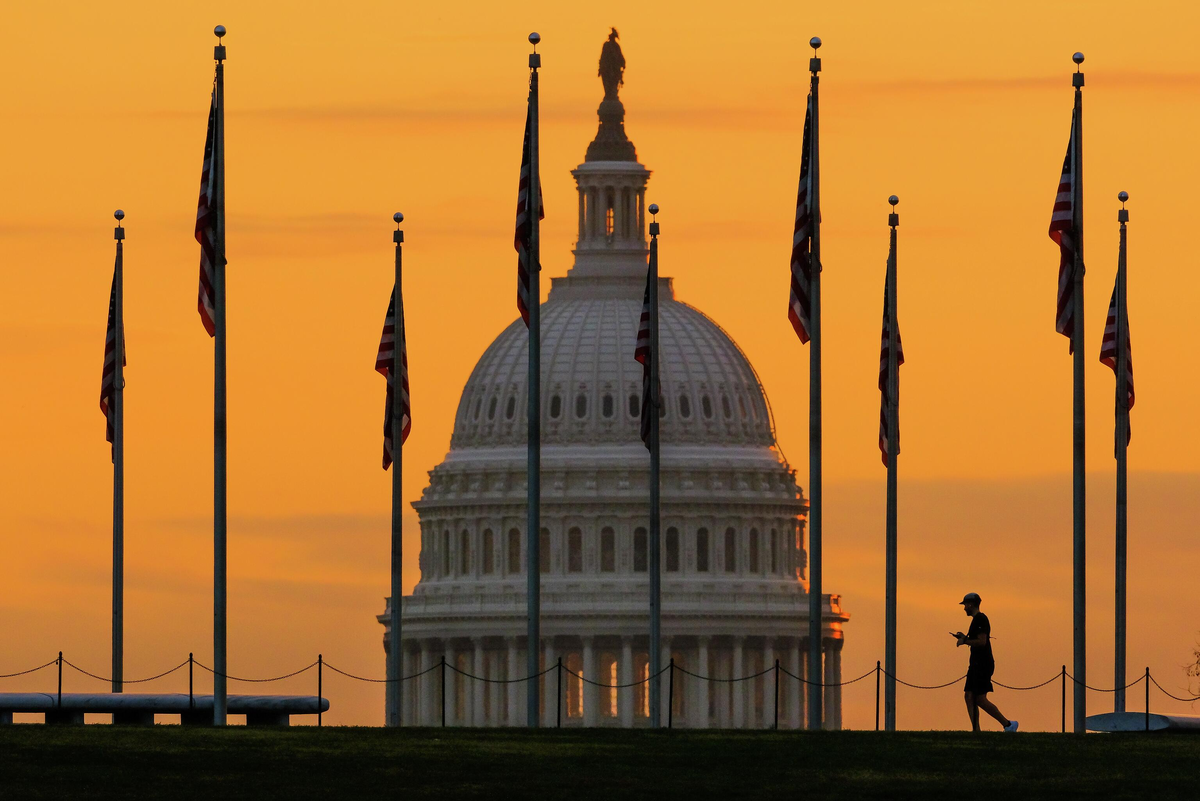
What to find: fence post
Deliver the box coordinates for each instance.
[189,653,194,708]
[773,659,779,730]
[1145,666,1150,732]
[669,658,676,730]
[440,656,446,728]
[57,651,63,708]
[1060,665,1066,733]
[875,661,881,732]
[556,657,562,729]
[318,654,323,728]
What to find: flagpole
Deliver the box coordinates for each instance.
[212,24,228,727]
[525,32,542,729]
[1070,51,1086,734]
[805,35,824,732]
[647,205,662,728]
[112,209,125,696]
[389,212,405,727]
[884,196,900,732]
[1114,191,1130,713]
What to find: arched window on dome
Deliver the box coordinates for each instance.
[575,393,588,419]
[721,394,733,420]
[473,397,482,421]
[738,396,748,419]
[724,527,737,573]
[505,396,516,420]
[550,394,562,419]
[460,530,471,575]
[679,395,692,419]
[487,396,498,421]
[701,395,713,419]
[539,528,550,574]
[600,527,616,572]
[507,528,521,574]
[602,393,614,419]
[482,529,494,574]
[628,393,640,419]
[567,527,583,573]
[770,528,778,574]
[749,528,760,573]
[441,530,450,577]
[665,527,680,572]
[696,528,710,572]
[633,527,648,572]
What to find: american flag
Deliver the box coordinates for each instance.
[99,272,125,459]
[788,95,814,344]
[878,277,904,467]
[196,91,218,337]
[514,103,544,327]
[376,288,411,469]
[1048,113,1080,351]
[1099,283,1134,447]
[635,270,653,449]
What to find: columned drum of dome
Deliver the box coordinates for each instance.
[378,34,849,728]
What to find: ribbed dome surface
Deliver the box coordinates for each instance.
[450,275,775,449]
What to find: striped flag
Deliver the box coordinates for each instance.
[788,95,815,343]
[1099,284,1134,447]
[376,288,411,469]
[195,91,218,337]
[99,272,125,458]
[878,278,903,467]
[514,104,544,327]
[1048,113,1079,351]
[635,271,653,449]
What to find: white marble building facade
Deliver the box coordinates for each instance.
[378,52,848,728]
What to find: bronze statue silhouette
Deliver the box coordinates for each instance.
[599,28,625,101]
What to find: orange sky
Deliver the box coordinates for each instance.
[3,1,1199,729]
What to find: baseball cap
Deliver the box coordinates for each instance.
[959,592,981,605]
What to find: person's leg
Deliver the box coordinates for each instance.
[975,693,1011,728]
[964,691,981,732]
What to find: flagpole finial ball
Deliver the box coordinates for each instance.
[393,212,404,224]
[215,25,226,38]
[1118,191,1128,203]
[1072,52,1084,64]
[648,203,659,216]
[114,209,125,221]
[810,37,822,49]
[529,32,541,46]
[888,195,899,207]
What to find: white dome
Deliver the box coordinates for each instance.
[451,275,775,450]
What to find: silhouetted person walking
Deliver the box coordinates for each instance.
[952,593,1018,732]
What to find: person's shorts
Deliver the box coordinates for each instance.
[964,664,995,695]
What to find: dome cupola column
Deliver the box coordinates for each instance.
[569,29,653,280]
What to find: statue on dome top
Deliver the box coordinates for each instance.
[599,28,625,101]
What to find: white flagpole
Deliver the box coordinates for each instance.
[1070,52,1086,734]
[212,24,229,727]
[112,209,125,697]
[525,32,543,729]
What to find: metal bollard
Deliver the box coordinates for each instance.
[556,657,562,729]
[189,653,195,708]
[318,654,323,728]
[876,661,881,732]
[57,652,63,709]
[1145,667,1150,732]
[1060,665,1066,733]
[773,659,779,730]
[669,658,676,730]
[440,656,447,728]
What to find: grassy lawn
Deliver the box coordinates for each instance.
[0,727,1195,800]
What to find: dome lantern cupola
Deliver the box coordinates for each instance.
[569,28,652,280]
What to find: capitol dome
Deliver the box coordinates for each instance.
[381,35,848,730]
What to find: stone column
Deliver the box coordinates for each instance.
[788,638,801,730]
[472,638,485,726]
[660,640,672,726]
[831,642,843,730]
[420,641,434,726]
[619,636,634,727]
[505,637,520,727]
[732,637,745,728]
[444,641,456,726]
[398,646,410,727]
[763,640,775,729]
[582,636,597,727]
[695,637,710,729]
[577,185,586,243]
[543,637,557,727]
[822,639,836,731]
